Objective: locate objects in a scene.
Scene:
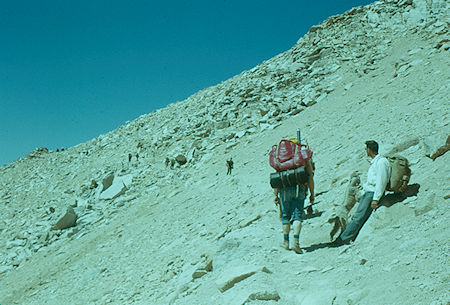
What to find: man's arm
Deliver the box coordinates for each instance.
[274,188,280,205]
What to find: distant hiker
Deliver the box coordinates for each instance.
[128,153,132,162]
[165,157,170,167]
[333,140,391,245]
[270,137,315,254]
[226,158,234,175]
[135,153,139,162]
[170,159,175,168]
[56,148,60,152]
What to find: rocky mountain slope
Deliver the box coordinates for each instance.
[1,0,449,304]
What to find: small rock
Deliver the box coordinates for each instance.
[192,270,207,279]
[247,290,280,302]
[175,154,187,166]
[306,100,317,107]
[67,227,80,238]
[321,266,334,273]
[360,259,367,265]
[52,206,77,230]
[215,119,230,130]
[216,265,258,293]
[204,257,213,272]
[414,204,433,216]
[261,266,272,274]
[298,266,319,273]
[289,108,303,116]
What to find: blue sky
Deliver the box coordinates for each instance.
[0,0,373,165]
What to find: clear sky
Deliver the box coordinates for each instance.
[0,0,373,166]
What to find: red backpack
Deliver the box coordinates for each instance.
[269,140,313,172]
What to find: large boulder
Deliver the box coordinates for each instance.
[100,174,133,200]
[52,206,77,230]
[424,135,449,160]
[101,172,115,192]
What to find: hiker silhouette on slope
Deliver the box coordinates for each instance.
[226,158,233,175]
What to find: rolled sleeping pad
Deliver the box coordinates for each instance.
[270,167,309,189]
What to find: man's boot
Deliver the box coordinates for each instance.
[283,234,289,250]
[292,235,303,254]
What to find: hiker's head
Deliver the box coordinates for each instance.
[365,140,378,156]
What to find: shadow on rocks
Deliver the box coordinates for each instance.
[302,241,336,253]
[379,183,420,208]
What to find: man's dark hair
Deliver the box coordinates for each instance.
[365,140,379,154]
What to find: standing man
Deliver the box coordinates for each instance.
[226,158,234,175]
[274,159,314,254]
[334,140,391,245]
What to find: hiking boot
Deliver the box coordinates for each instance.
[292,244,303,254]
[283,240,289,250]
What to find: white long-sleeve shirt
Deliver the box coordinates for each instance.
[363,154,391,201]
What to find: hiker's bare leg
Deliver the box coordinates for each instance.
[282,223,290,249]
[293,220,301,236]
[292,220,303,254]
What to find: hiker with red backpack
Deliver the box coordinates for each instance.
[270,132,315,254]
[333,140,391,246]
